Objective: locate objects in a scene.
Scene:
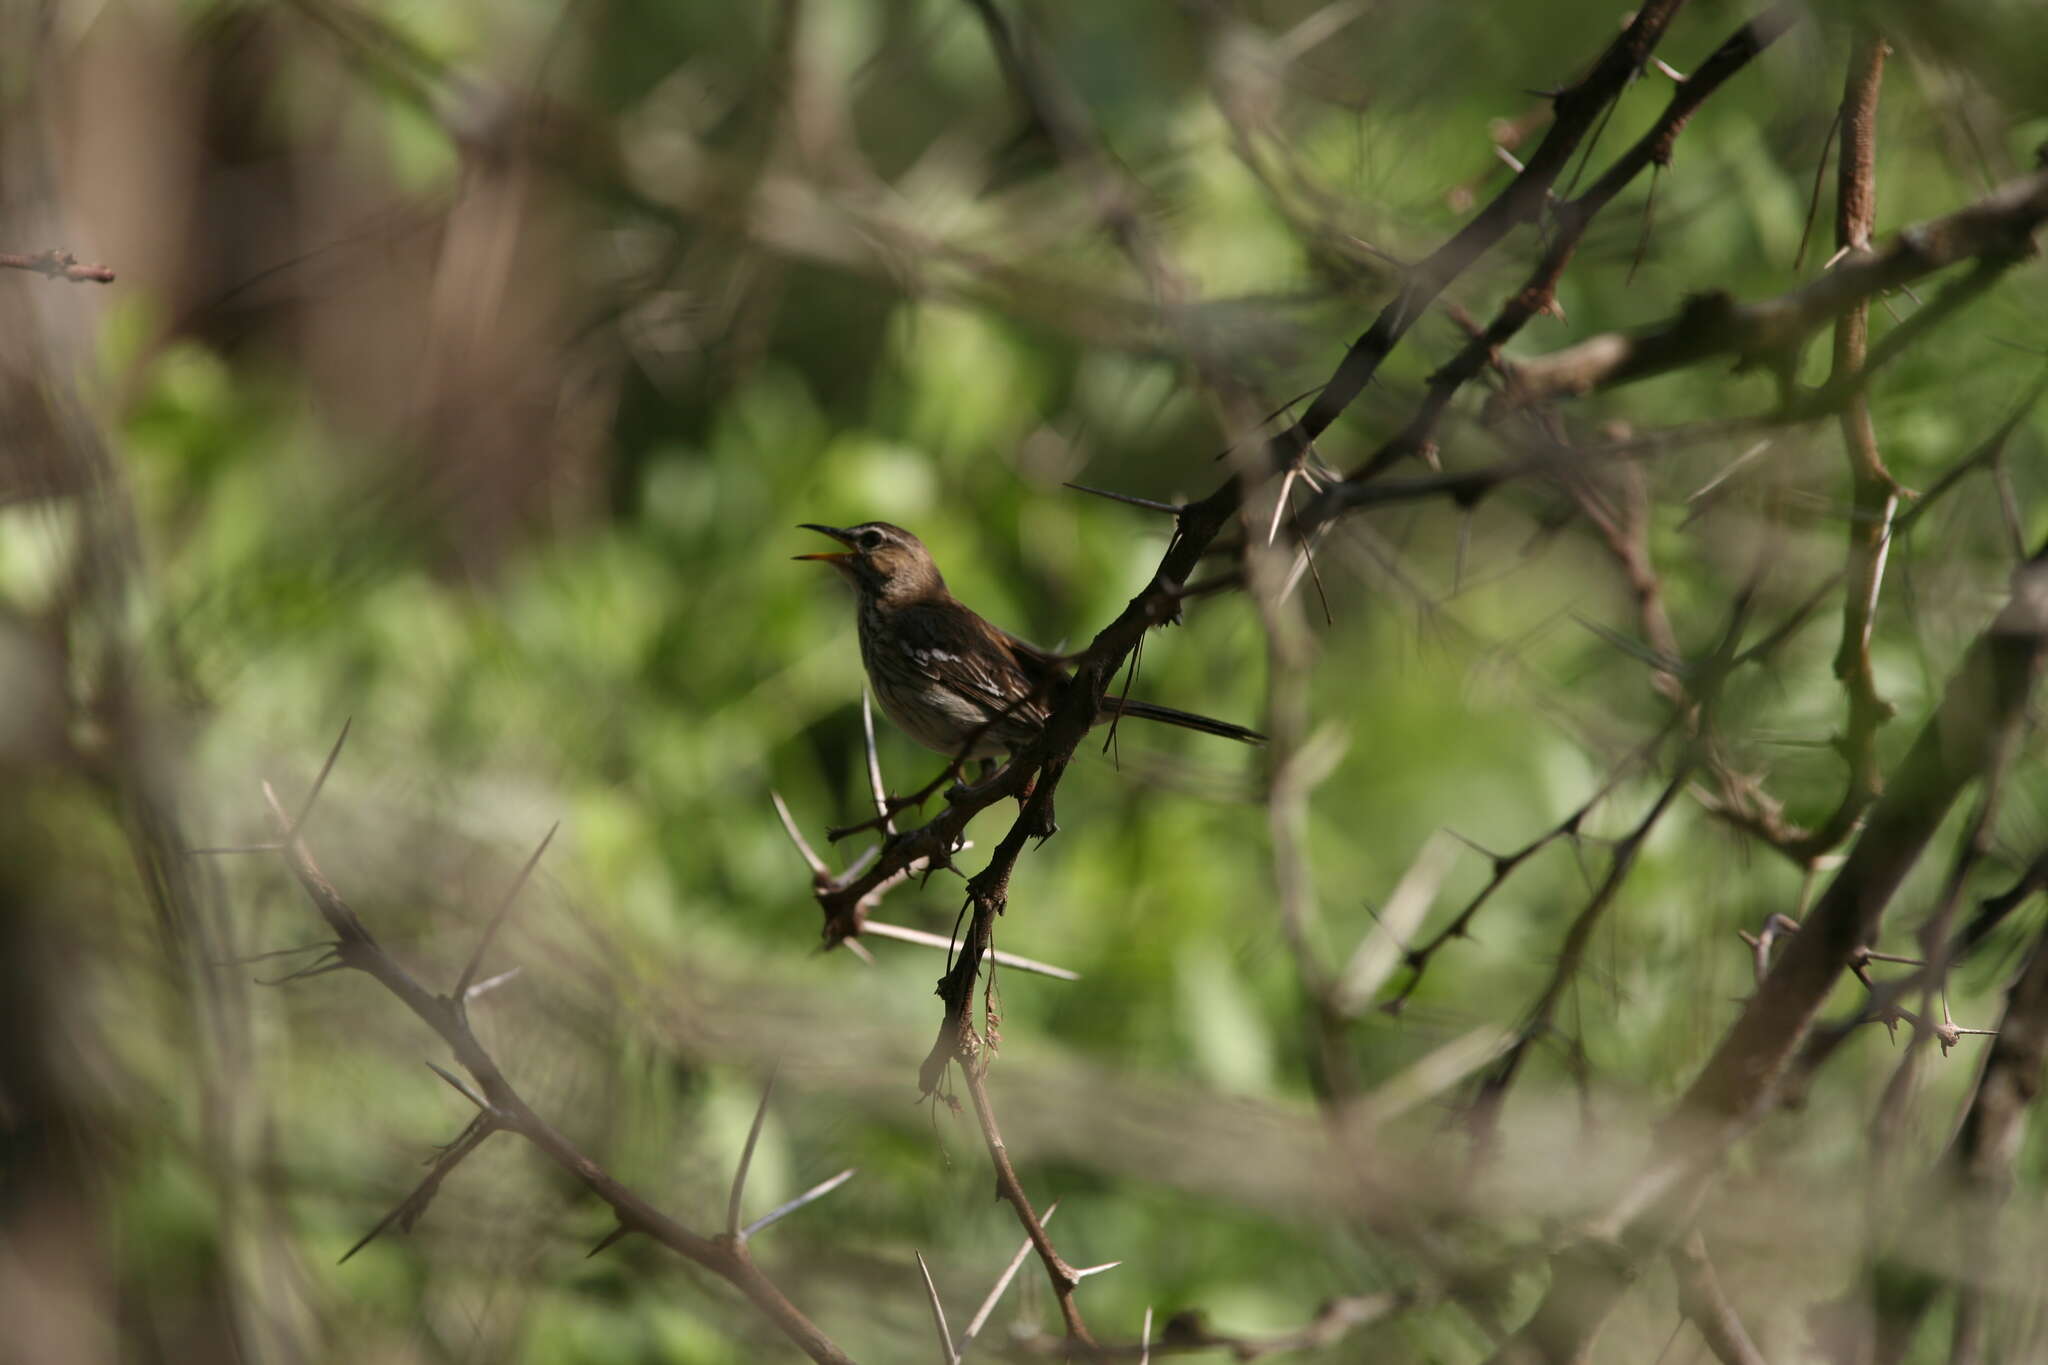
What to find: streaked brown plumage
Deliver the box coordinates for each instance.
[796,521,1263,760]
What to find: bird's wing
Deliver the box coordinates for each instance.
[993,625,1065,676]
[893,601,1047,719]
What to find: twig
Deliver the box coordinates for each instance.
[254,754,854,1364]
[1333,831,1458,1014]
[959,1061,1094,1346]
[794,0,1736,1108]
[1274,0,1694,462]
[1384,725,1673,1013]
[1348,3,1799,482]
[1487,543,2048,1363]
[1670,1231,1768,1365]
[1500,166,2048,409]
[0,248,116,283]
[1470,763,1691,1136]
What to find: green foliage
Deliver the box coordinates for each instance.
[13,0,2048,1360]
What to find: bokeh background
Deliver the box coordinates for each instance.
[5,0,2048,1361]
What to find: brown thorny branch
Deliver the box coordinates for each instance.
[757,7,1843,1358]
[1547,29,1892,879]
[1562,454,1815,865]
[1587,28,1898,873]
[1823,32,1900,841]
[249,1,2046,1359]
[1784,842,2048,1107]
[1303,81,2048,1081]
[1378,367,2045,1061]
[235,725,857,1365]
[1487,171,2048,415]
[1485,543,2048,1365]
[1912,874,2048,1360]
[1453,578,1774,1148]
[782,0,2048,1342]
[743,10,2048,1365]
[798,0,1766,1046]
[1669,1228,1770,1365]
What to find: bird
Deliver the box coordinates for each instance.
[796,521,1263,765]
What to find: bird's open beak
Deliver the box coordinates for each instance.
[793,523,854,564]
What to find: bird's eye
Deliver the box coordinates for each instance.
[859,531,883,551]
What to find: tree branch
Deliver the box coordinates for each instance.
[255,764,854,1365]
[1497,168,2048,408]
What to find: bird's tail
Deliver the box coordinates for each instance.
[1102,697,1265,744]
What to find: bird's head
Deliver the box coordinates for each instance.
[795,522,945,604]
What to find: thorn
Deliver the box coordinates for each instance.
[1441,827,1502,861]
[225,941,337,966]
[741,1167,857,1239]
[728,1065,780,1238]
[338,1223,388,1265]
[1267,467,1299,545]
[587,1223,632,1258]
[293,718,354,835]
[339,1115,495,1263]
[255,952,345,986]
[958,1203,1057,1353]
[1683,439,1773,510]
[454,823,558,1002]
[1061,481,1183,515]
[463,966,522,1001]
[861,692,896,835]
[915,1251,958,1363]
[424,1060,489,1112]
[861,920,1079,980]
[1571,612,1685,676]
[771,791,829,875]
